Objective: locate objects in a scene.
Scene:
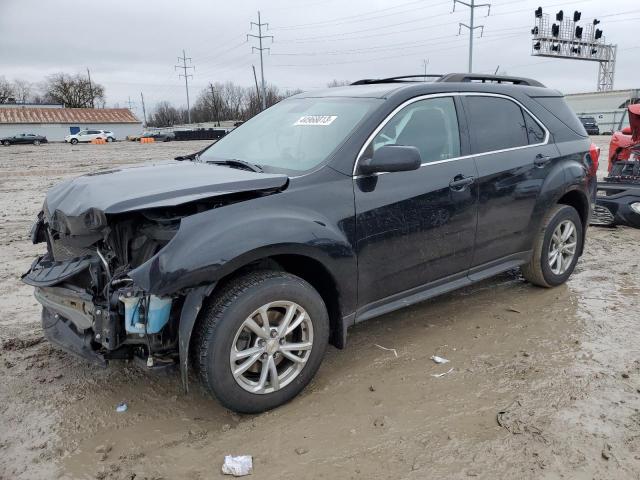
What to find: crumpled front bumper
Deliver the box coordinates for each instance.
[41,306,107,367]
[593,182,640,228]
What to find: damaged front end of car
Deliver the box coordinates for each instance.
[592,104,640,228]
[22,160,288,382]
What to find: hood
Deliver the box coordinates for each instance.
[45,160,288,219]
[630,104,640,142]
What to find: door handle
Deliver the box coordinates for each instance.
[449,175,475,191]
[534,154,552,168]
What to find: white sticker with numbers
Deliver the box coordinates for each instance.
[293,115,337,126]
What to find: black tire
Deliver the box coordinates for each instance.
[33,139,41,146]
[521,204,583,288]
[2,140,10,146]
[70,138,78,145]
[106,136,114,142]
[196,270,329,413]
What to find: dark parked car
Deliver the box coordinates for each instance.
[141,131,174,142]
[579,116,600,135]
[23,73,597,413]
[2,133,48,146]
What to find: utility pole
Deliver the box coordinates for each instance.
[125,96,136,110]
[454,0,491,73]
[252,65,261,107]
[422,59,429,77]
[86,68,95,108]
[208,83,220,126]
[140,92,147,126]
[248,11,273,111]
[175,49,194,123]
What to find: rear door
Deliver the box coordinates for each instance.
[462,94,556,267]
[354,96,478,308]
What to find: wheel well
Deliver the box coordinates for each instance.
[557,190,589,253]
[557,190,588,227]
[212,254,344,348]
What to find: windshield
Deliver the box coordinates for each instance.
[199,96,381,172]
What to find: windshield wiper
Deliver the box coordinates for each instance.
[206,159,263,172]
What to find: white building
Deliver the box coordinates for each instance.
[564,89,640,134]
[0,106,142,141]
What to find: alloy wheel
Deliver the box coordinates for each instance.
[230,301,313,394]
[548,219,577,275]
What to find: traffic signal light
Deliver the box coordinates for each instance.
[534,42,541,50]
[535,7,543,18]
[571,47,581,54]
[551,44,560,52]
[573,11,581,22]
[595,29,603,40]
[556,10,564,21]
[575,26,583,39]
[593,19,600,25]
[531,26,539,35]
[552,24,560,37]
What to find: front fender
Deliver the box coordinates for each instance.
[129,195,357,312]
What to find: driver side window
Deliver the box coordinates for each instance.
[366,97,461,164]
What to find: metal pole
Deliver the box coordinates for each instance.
[87,68,94,108]
[468,0,474,73]
[258,12,266,110]
[140,92,147,126]
[252,65,261,107]
[184,50,191,123]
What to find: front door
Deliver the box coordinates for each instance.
[354,96,478,308]
[462,95,556,267]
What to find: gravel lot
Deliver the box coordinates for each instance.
[1,138,639,480]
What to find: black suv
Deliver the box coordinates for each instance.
[23,74,597,413]
[579,116,600,135]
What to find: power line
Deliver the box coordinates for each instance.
[247,11,273,111]
[175,49,194,123]
[454,0,491,73]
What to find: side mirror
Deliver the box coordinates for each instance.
[621,126,632,135]
[359,145,422,175]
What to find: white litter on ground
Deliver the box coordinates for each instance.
[115,402,128,413]
[222,455,253,476]
[431,368,454,378]
[374,344,398,357]
[430,355,450,364]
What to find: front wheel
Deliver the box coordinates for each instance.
[196,270,329,413]
[106,136,114,142]
[522,204,583,287]
[33,139,41,146]
[70,138,78,145]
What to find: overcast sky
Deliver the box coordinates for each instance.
[2,0,639,116]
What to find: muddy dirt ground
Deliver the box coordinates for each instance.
[1,138,639,480]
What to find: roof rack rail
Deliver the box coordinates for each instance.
[351,74,444,85]
[436,73,545,87]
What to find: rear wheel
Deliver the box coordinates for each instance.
[196,270,329,413]
[522,204,582,287]
[2,140,10,146]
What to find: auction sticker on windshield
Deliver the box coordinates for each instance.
[294,115,337,126]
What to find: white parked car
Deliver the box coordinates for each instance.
[64,129,115,144]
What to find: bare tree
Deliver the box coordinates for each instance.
[43,73,105,108]
[12,79,32,104]
[327,79,351,88]
[147,101,184,127]
[0,77,16,103]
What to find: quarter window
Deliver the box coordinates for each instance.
[465,96,529,154]
[367,97,461,164]
[523,110,545,144]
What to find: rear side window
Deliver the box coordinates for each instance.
[533,96,588,137]
[465,96,529,154]
[523,110,546,144]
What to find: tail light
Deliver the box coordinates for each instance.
[589,143,600,176]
